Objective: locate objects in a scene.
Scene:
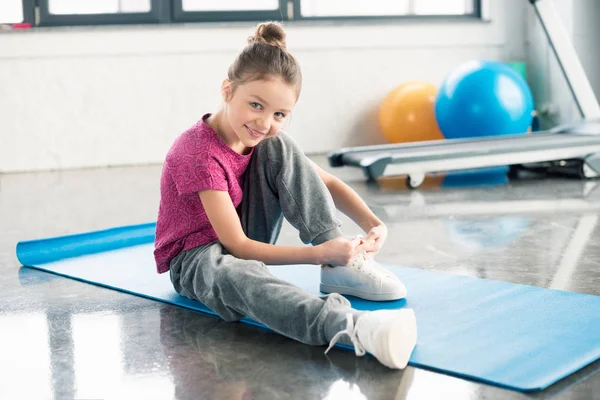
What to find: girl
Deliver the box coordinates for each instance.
[154,21,417,370]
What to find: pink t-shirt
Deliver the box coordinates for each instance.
[154,114,253,274]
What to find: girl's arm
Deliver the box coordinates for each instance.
[199,190,361,266]
[309,161,383,232]
[309,161,387,256]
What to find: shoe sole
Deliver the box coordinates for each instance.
[386,309,418,369]
[320,283,406,301]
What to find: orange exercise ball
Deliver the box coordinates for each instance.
[378,81,444,143]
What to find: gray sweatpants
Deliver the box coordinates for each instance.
[169,131,364,346]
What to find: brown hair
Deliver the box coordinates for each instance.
[227,22,302,97]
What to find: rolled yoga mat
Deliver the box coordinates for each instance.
[16,223,600,392]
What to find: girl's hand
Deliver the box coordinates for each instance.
[317,237,363,266]
[362,224,387,257]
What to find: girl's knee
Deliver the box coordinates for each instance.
[255,131,302,160]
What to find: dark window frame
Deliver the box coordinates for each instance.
[1,0,36,25]
[22,0,36,24]
[22,0,483,27]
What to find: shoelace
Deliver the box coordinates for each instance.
[348,251,381,279]
[324,314,366,357]
[350,235,382,278]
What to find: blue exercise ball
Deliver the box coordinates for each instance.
[435,60,534,139]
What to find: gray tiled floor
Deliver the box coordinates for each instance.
[1,156,599,400]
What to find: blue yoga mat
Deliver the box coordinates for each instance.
[16,223,600,392]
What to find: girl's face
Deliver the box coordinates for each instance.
[223,77,297,148]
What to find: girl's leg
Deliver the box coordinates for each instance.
[239,132,407,302]
[238,131,343,248]
[170,242,360,346]
[170,132,362,346]
[234,134,415,363]
[171,132,417,369]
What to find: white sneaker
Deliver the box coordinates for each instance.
[325,309,417,369]
[320,252,407,301]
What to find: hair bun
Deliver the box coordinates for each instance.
[248,21,287,49]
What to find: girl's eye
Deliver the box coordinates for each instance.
[250,102,262,109]
[275,112,286,119]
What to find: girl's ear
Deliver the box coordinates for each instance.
[221,79,233,102]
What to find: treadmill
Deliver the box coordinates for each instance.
[328,0,600,188]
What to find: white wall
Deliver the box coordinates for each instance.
[0,0,528,173]
[526,0,600,129]
[573,0,600,104]
[526,0,575,129]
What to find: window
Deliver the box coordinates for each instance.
[301,1,413,18]
[298,0,477,19]
[0,0,24,24]
[37,0,167,26]
[181,0,280,12]
[48,0,152,15]
[413,0,475,15]
[1,0,34,25]
[10,0,481,28]
[171,0,288,23]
